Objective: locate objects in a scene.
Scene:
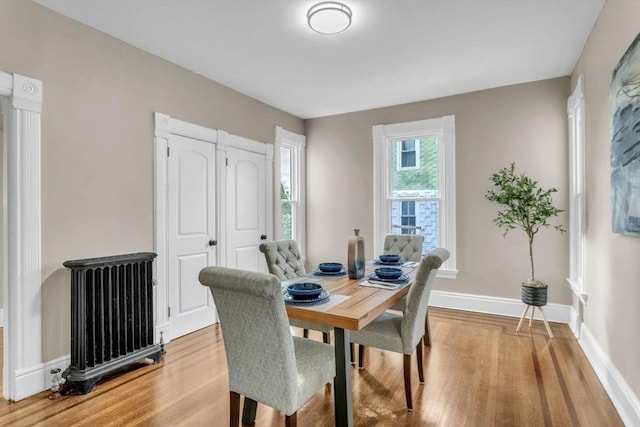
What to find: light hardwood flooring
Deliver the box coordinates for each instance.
[0,308,624,426]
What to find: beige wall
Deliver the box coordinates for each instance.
[571,0,640,399]
[0,1,303,359]
[0,117,2,310]
[305,77,571,304]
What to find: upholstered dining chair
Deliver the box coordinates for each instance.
[259,240,333,344]
[199,266,335,427]
[351,248,449,410]
[383,233,435,345]
[383,233,425,262]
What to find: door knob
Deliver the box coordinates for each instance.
[208,240,217,246]
[260,234,267,240]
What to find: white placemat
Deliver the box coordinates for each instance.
[286,293,351,312]
[304,271,348,281]
[359,279,412,290]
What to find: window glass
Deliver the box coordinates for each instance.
[401,139,417,168]
[275,127,305,249]
[389,136,440,251]
[373,116,456,277]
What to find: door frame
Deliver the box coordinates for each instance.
[0,71,43,401]
[217,130,274,270]
[153,113,273,343]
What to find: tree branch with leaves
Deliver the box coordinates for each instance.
[485,163,566,283]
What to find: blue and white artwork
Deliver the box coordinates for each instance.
[611,32,640,237]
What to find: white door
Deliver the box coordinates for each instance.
[167,134,217,339]
[226,146,268,272]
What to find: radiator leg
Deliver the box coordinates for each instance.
[76,377,102,395]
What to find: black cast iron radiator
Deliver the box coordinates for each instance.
[62,252,162,394]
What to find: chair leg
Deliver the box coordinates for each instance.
[403,354,413,411]
[322,332,330,344]
[285,412,297,427]
[358,344,365,369]
[303,329,309,338]
[350,343,355,364]
[416,339,424,384]
[424,312,431,347]
[230,391,241,427]
[242,397,257,426]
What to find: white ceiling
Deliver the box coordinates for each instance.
[34,0,604,119]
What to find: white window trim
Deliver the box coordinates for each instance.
[397,139,420,170]
[373,116,457,278]
[274,126,306,261]
[567,75,587,305]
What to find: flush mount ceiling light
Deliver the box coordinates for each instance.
[307,2,352,34]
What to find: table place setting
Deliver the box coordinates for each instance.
[371,254,419,269]
[359,266,412,290]
[281,281,350,311]
[309,261,347,278]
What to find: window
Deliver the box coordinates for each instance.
[401,201,416,234]
[373,116,457,278]
[567,75,587,305]
[274,126,306,256]
[399,139,419,169]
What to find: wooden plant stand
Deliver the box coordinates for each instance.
[516,304,554,338]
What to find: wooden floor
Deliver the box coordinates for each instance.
[0,308,623,426]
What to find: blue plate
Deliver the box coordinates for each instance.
[283,289,330,304]
[375,267,403,280]
[313,268,347,276]
[368,273,409,284]
[317,262,343,273]
[374,259,405,266]
[287,282,323,299]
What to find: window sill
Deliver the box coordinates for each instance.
[566,277,588,305]
[437,269,458,279]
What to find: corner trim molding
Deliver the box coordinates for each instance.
[1,71,43,401]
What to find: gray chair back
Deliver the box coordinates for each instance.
[198,267,299,413]
[259,240,306,280]
[401,248,449,353]
[383,234,425,262]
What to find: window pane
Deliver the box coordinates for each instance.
[401,150,416,168]
[390,200,439,253]
[280,146,293,201]
[391,137,439,195]
[281,202,293,239]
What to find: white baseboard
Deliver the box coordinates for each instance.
[14,363,45,401]
[13,355,70,400]
[0,308,3,327]
[578,323,640,427]
[429,290,570,323]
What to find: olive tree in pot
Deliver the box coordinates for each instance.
[485,163,566,309]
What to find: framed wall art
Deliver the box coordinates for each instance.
[611,32,640,236]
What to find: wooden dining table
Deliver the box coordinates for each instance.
[248,261,419,427]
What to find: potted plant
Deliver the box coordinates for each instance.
[485,163,566,306]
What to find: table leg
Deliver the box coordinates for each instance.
[242,397,257,425]
[333,328,354,427]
